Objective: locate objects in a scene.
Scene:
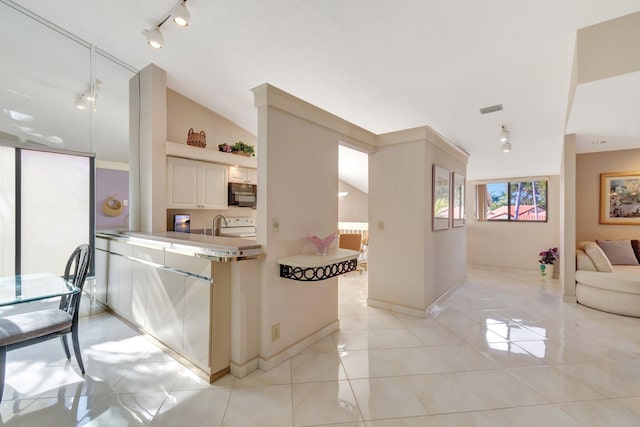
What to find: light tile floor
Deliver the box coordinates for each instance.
[3,267,640,425]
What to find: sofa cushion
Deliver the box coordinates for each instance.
[577,266,640,295]
[631,240,640,263]
[576,249,598,271]
[596,239,639,265]
[582,242,614,272]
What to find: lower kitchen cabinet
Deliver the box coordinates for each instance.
[183,276,212,371]
[146,268,186,355]
[95,234,232,382]
[94,240,108,305]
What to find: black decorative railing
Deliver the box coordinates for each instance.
[279,258,357,281]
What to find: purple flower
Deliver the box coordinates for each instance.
[539,247,559,264]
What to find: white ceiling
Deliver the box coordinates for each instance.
[10,0,640,183]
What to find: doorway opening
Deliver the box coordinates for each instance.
[338,143,369,306]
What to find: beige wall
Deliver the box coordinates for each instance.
[338,180,368,223]
[576,11,640,84]
[369,128,468,314]
[166,88,257,154]
[576,149,640,242]
[252,84,378,367]
[466,176,560,271]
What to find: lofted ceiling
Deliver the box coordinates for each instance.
[9,0,640,183]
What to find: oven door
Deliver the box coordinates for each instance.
[228,183,257,208]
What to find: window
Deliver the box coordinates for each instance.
[476,180,548,222]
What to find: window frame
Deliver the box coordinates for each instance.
[480,180,549,223]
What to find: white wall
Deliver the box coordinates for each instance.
[338,180,368,223]
[466,175,561,271]
[253,84,377,367]
[369,141,427,309]
[369,127,468,314]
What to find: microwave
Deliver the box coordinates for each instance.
[228,182,257,208]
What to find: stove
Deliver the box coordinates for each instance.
[218,217,257,238]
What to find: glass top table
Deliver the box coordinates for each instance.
[0,273,79,307]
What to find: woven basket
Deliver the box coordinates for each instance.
[102,197,123,217]
[186,128,206,148]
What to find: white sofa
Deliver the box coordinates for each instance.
[576,241,640,317]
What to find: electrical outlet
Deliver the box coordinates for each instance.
[271,323,280,341]
[272,219,280,232]
[378,220,384,230]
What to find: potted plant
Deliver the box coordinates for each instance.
[539,247,559,279]
[231,141,255,157]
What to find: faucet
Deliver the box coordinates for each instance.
[212,215,228,236]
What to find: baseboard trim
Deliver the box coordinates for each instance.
[258,320,340,372]
[230,357,259,378]
[367,298,427,318]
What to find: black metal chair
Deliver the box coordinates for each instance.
[0,244,91,401]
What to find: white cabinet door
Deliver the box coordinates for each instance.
[146,269,185,353]
[94,247,108,305]
[167,157,227,209]
[183,277,211,371]
[228,166,257,185]
[167,157,199,208]
[228,166,247,183]
[247,168,258,185]
[201,162,228,209]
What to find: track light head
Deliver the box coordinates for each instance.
[171,1,190,27]
[75,93,89,110]
[501,141,512,153]
[498,124,509,143]
[145,28,164,49]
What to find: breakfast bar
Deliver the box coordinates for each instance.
[95,230,263,382]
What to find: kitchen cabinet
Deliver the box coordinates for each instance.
[228,165,257,184]
[167,156,228,209]
[94,238,108,305]
[106,241,133,321]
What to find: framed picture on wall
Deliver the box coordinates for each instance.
[452,172,465,227]
[600,171,640,225]
[432,164,450,231]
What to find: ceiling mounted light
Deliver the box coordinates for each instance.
[499,124,511,152]
[171,0,190,27]
[75,93,89,110]
[144,27,165,49]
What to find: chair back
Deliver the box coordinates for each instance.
[339,233,362,251]
[59,244,91,319]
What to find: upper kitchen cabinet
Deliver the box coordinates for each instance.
[167,156,228,209]
[229,165,257,185]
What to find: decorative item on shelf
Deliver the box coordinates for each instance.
[186,128,206,148]
[306,231,337,256]
[218,143,232,153]
[231,141,255,157]
[539,247,559,279]
[102,196,123,217]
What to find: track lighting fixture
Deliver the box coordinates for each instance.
[144,27,165,49]
[499,124,511,152]
[74,93,89,110]
[171,0,191,27]
[74,81,100,110]
[144,0,190,49]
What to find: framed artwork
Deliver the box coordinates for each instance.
[600,171,640,225]
[452,172,465,227]
[432,165,450,231]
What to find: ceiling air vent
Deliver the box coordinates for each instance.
[479,104,503,115]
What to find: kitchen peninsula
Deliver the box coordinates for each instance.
[95,230,263,382]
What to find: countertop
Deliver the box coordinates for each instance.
[97,229,263,261]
